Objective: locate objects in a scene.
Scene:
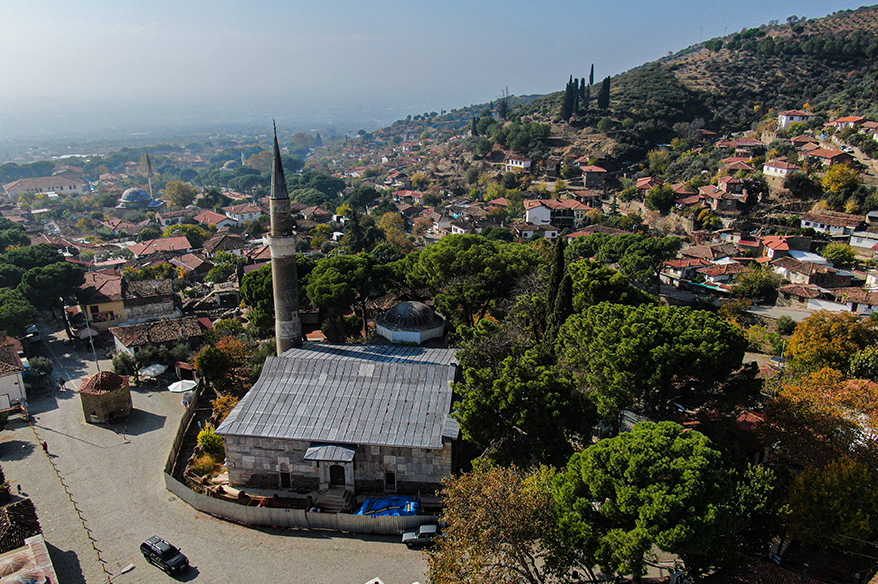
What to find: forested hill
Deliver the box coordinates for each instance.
[507,5,878,160]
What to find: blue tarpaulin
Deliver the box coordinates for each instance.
[355,496,420,516]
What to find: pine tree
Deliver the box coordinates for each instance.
[597,76,611,110]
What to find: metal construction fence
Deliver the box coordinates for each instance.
[163,473,432,534]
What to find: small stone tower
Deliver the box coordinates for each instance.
[267,123,302,354]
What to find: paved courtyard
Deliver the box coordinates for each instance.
[0,321,427,584]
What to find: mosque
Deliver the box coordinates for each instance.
[216,126,459,496]
[116,187,165,209]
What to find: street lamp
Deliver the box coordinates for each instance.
[106,563,135,582]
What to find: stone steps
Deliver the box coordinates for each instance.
[316,486,351,513]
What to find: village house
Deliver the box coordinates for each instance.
[222,203,264,225]
[523,199,588,230]
[157,209,196,228]
[826,115,865,130]
[578,165,607,189]
[0,342,26,409]
[217,343,460,496]
[128,236,192,258]
[392,190,423,204]
[194,210,238,229]
[800,212,865,237]
[777,110,814,129]
[2,174,89,199]
[504,155,531,173]
[660,258,710,286]
[299,206,333,223]
[168,253,213,278]
[636,177,663,198]
[770,256,853,288]
[76,272,180,331]
[763,158,801,178]
[788,286,878,315]
[695,261,748,286]
[759,235,812,260]
[850,226,878,252]
[805,147,855,168]
[110,316,206,356]
[202,233,248,258]
[98,218,139,238]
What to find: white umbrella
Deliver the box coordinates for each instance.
[138,363,167,378]
[75,327,99,339]
[168,380,197,393]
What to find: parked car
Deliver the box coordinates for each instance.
[402,524,440,549]
[140,536,189,574]
[25,325,40,343]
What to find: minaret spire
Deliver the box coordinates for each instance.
[267,122,302,354]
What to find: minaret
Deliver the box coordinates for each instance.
[267,123,302,354]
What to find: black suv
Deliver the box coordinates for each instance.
[140,536,189,575]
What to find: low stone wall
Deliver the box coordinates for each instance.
[164,473,433,535]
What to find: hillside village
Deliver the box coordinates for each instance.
[2,5,878,584]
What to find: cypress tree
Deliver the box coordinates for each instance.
[572,78,579,114]
[472,116,478,137]
[589,63,595,86]
[597,76,611,110]
[562,76,576,120]
[545,274,573,351]
[546,235,567,321]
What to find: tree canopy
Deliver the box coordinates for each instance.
[305,254,386,339]
[454,350,595,467]
[0,288,38,337]
[410,235,540,327]
[18,262,85,309]
[553,422,783,580]
[557,303,749,420]
[785,310,876,373]
[163,180,198,207]
[428,465,565,584]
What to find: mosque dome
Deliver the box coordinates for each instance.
[221,160,240,171]
[120,188,151,203]
[376,301,445,344]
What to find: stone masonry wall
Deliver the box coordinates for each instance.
[225,435,453,495]
[224,436,319,491]
[125,298,176,323]
[353,442,452,493]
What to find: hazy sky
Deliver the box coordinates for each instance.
[0,0,866,140]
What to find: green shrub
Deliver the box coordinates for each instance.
[112,352,136,376]
[197,424,225,458]
[189,453,217,476]
[775,316,797,336]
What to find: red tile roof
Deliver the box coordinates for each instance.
[129,237,192,256]
[79,371,129,395]
[195,211,231,225]
[110,316,204,348]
